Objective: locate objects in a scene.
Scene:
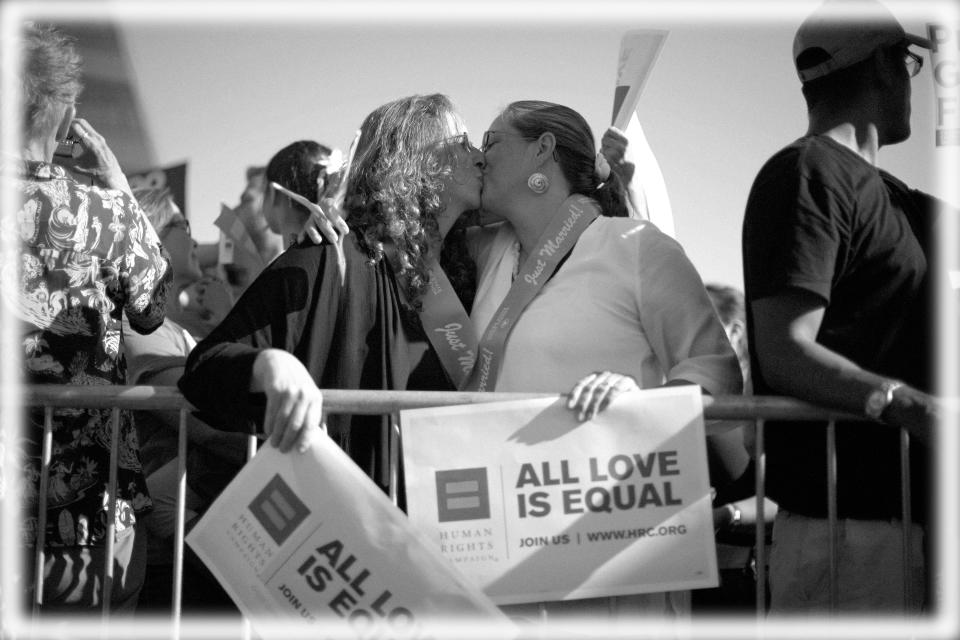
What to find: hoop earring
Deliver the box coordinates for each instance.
[527,173,549,194]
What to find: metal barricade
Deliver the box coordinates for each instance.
[20,385,916,629]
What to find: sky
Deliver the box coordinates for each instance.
[3,2,959,638]
[12,0,957,291]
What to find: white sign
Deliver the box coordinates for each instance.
[928,22,959,146]
[187,437,511,639]
[401,386,717,605]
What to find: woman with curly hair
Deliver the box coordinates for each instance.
[179,94,483,489]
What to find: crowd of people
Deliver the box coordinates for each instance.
[7,0,948,626]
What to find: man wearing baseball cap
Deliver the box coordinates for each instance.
[742,0,942,614]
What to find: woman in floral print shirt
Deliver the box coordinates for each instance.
[5,23,171,612]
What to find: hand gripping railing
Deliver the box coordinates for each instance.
[20,385,915,629]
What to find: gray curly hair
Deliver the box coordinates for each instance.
[21,23,83,140]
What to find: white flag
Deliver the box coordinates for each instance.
[612,30,676,238]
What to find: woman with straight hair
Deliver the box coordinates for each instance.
[472,100,742,618]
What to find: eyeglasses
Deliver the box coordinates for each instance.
[442,133,473,152]
[904,49,923,78]
[482,130,562,163]
[481,130,532,153]
[162,216,191,236]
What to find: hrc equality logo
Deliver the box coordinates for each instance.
[435,468,490,522]
[248,475,310,545]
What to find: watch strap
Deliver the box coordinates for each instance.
[864,380,904,420]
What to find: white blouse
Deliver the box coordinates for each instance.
[470,217,741,396]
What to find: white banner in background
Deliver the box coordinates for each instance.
[613,30,668,130]
[619,112,676,237]
[928,22,959,146]
[187,438,511,639]
[611,30,676,237]
[401,386,717,605]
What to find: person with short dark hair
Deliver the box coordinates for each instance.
[262,140,335,245]
[8,22,171,613]
[741,0,943,614]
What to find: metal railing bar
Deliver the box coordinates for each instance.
[32,405,54,614]
[900,428,912,610]
[24,385,910,625]
[380,415,391,492]
[24,385,191,409]
[22,386,869,422]
[171,407,188,638]
[826,420,838,614]
[701,396,864,422]
[389,415,400,507]
[102,407,120,619]
[242,435,258,640]
[754,418,766,619]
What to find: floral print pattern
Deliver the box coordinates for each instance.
[3,159,172,547]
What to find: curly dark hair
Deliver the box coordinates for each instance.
[265,140,333,220]
[500,100,629,218]
[440,215,478,311]
[345,93,473,307]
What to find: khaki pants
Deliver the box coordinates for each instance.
[768,510,924,615]
[499,591,690,624]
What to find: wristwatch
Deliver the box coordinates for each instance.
[727,504,742,530]
[864,380,904,421]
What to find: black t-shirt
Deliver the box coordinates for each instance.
[742,135,932,522]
